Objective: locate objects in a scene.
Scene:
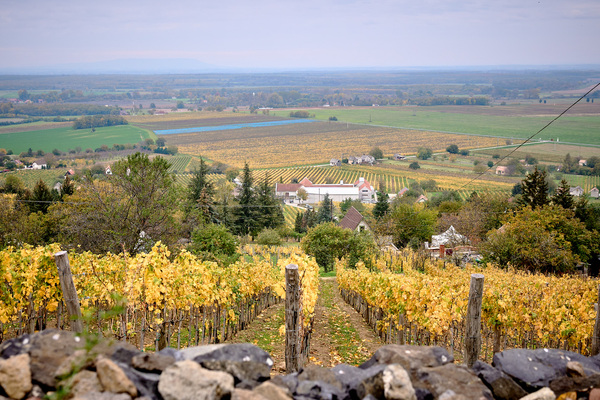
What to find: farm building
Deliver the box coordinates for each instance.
[330,158,341,167]
[348,156,358,165]
[339,206,370,232]
[275,177,375,204]
[591,187,599,199]
[398,187,409,197]
[495,166,512,176]
[394,154,406,160]
[416,194,428,203]
[570,186,584,197]
[579,159,587,167]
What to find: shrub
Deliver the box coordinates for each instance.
[409,162,420,170]
[256,228,283,246]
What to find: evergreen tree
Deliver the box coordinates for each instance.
[256,173,284,230]
[294,211,304,233]
[373,191,389,220]
[233,162,259,236]
[61,175,75,199]
[316,193,333,224]
[30,179,54,214]
[519,167,549,210]
[187,159,214,223]
[551,179,575,210]
[302,209,317,231]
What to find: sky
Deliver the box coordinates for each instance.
[1,0,599,71]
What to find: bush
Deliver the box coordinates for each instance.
[256,229,283,246]
[409,162,420,170]
[189,224,238,265]
[417,147,433,160]
[460,150,469,156]
[289,110,310,118]
[446,144,459,154]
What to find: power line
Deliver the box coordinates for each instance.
[459,83,600,190]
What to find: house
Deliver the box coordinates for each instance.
[275,177,374,204]
[359,155,375,165]
[330,158,341,167]
[64,169,75,177]
[591,187,599,199]
[416,194,428,203]
[339,206,370,232]
[394,154,406,161]
[30,162,46,170]
[495,166,512,176]
[579,159,587,167]
[377,236,399,253]
[570,186,584,197]
[431,226,469,248]
[105,166,112,175]
[348,156,358,165]
[398,187,409,197]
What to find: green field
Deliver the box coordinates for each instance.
[0,125,155,154]
[294,107,600,146]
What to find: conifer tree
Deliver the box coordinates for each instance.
[233,162,259,236]
[317,193,333,224]
[519,167,549,210]
[373,191,389,219]
[551,179,574,210]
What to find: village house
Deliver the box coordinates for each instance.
[393,154,406,160]
[347,156,358,165]
[495,166,512,176]
[330,158,341,167]
[570,186,584,197]
[339,206,370,233]
[579,159,587,167]
[591,187,599,199]
[416,194,428,203]
[275,177,375,204]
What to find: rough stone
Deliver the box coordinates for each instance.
[232,388,268,400]
[158,360,234,400]
[493,348,600,392]
[556,392,577,400]
[298,365,342,391]
[331,363,386,400]
[96,357,137,397]
[55,350,93,381]
[295,380,345,400]
[108,345,140,367]
[565,362,585,378]
[519,387,556,400]
[68,370,103,399]
[590,388,600,400]
[179,344,225,360]
[72,391,132,400]
[472,360,527,400]
[360,345,453,373]
[193,343,273,387]
[28,329,82,388]
[0,335,31,360]
[415,364,493,400]
[157,348,184,362]
[132,352,175,373]
[549,372,600,396]
[383,364,416,400]
[253,381,292,400]
[115,361,162,400]
[270,373,299,395]
[0,353,33,400]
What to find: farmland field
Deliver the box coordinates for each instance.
[0,169,67,188]
[473,143,600,164]
[127,112,283,131]
[296,105,600,146]
[0,124,154,154]
[164,120,504,169]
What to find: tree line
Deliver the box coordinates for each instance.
[72,115,128,129]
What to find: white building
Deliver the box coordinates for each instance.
[275,177,375,204]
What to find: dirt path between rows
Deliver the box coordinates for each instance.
[227,277,383,374]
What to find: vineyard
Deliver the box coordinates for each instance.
[337,251,598,361]
[164,121,502,169]
[0,244,319,351]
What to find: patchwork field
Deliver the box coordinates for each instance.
[0,124,154,154]
[127,112,282,131]
[289,105,600,146]
[164,121,503,169]
[473,143,600,164]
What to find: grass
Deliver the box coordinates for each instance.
[0,124,155,154]
[299,107,600,146]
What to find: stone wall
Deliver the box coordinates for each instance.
[1,329,600,400]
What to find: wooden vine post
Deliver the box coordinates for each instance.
[285,264,301,373]
[54,251,83,333]
[464,273,484,368]
[591,284,600,355]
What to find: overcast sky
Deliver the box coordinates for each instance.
[1,0,599,70]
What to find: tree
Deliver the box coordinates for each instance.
[551,179,574,210]
[188,224,238,265]
[372,191,389,219]
[53,152,180,254]
[294,211,304,234]
[316,193,333,224]
[417,147,433,160]
[446,144,459,154]
[233,162,259,237]
[187,159,215,224]
[296,188,308,203]
[156,138,166,147]
[369,147,383,159]
[518,167,549,210]
[176,101,185,109]
[256,173,284,230]
[409,162,420,170]
[30,179,54,214]
[387,203,437,249]
[481,206,597,274]
[60,175,75,199]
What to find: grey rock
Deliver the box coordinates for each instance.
[0,353,33,400]
[96,356,137,397]
[549,372,600,396]
[493,348,600,392]
[295,380,345,400]
[383,364,416,400]
[158,360,234,400]
[179,344,225,360]
[298,365,342,391]
[114,361,161,400]
[360,345,453,373]
[472,360,527,400]
[55,350,93,381]
[193,343,273,387]
[270,373,299,394]
[132,352,175,373]
[158,347,184,361]
[414,388,433,400]
[232,388,268,400]
[109,345,141,367]
[519,387,556,400]
[331,363,386,400]
[566,361,586,378]
[416,364,493,400]
[0,335,31,359]
[27,329,82,388]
